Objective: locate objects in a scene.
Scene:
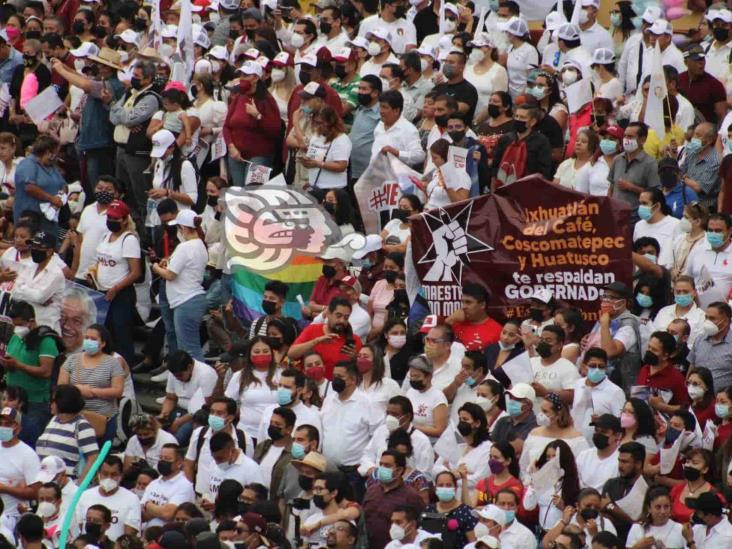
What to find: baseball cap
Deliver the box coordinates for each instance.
[208,45,229,61]
[70,41,100,58]
[580,0,599,7]
[590,413,623,432]
[115,29,140,45]
[557,23,580,42]
[472,505,507,526]
[333,47,358,63]
[507,383,536,402]
[161,24,178,38]
[641,6,663,25]
[271,51,292,67]
[36,455,66,483]
[298,53,318,67]
[712,9,732,23]
[293,451,327,472]
[603,281,632,299]
[658,157,680,171]
[592,48,615,65]
[530,288,554,304]
[352,234,382,259]
[220,342,248,363]
[106,200,130,220]
[243,47,261,60]
[649,19,672,36]
[499,16,528,37]
[467,33,494,49]
[219,0,239,9]
[688,492,723,515]
[419,314,438,334]
[298,81,326,98]
[31,232,57,249]
[366,29,393,44]
[194,30,211,49]
[240,513,267,535]
[346,36,369,50]
[602,126,624,140]
[443,2,458,16]
[408,355,433,374]
[476,536,500,549]
[238,60,263,77]
[319,245,353,262]
[545,11,563,32]
[0,407,20,423]
[150,129,176,158]
[338,275,360,290]
[168,209,198,228]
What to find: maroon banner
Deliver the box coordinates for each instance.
[410,175,634,323]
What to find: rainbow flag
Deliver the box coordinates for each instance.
[231,256,322,325]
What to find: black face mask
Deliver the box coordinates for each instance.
[267,425,284,441]
[229,29,240,40]
[262,300,277,315]
[298,475,314,491]
[592,432,610,450]
[133,17,148,32]
[31,249,48,264]
[299,70,312,86]
[643,350,659,366]
[488,104,501,118]
[393,288,408,303]
[23,55,37,67]
[660,170,678,188]
[457,421,473,437]
[25,31,41,40]
[322,265,336,278]
[714,27,730,41]
[334,64,347,79]
[357,92,372,106]
[106,219,122,233]
[323,202,336,214]
[535,341,552,359]
[266,337,283,350]
[331,377,346,393]
[130,77,143,90]
[84,522,102,542]
[409,379,424,391]
[319,21,332,35]
[384,270,398,284]
[594,115,606,127]
[157,460,173,477]
[394,209,409,222]
[394,5,407,18]
[513,120,528,134]
[313,495,328,509]
[683,466,702,481]
[207,195,218,207]
[435,114,450,128]
[579,508,599,522]
[95,191,114,205]
[529,308,544,322]
[72,20,86,34]
[448,130,466,143]
[245,29,256,40]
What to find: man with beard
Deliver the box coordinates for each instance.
[59,287,97,353]
[601,441,647,542]
[325,520,358,548]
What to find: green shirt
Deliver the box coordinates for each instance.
[6,334,59,403]
[330,75,361,127]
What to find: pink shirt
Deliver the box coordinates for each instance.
[369,279,394,331]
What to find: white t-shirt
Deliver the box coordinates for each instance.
[554,158,589,190]
[75,486,141,541]
[406,386,447,431]
[140,471,196,527]
[358,53,400,78]
[258,444,284,489]
[95,231,140,291]
[425,164,471,209]
[358,16,416,54]
[0,441,40,521]
[576,447,620,491]
[205,451,265,500]
[507,41,539,99]
[123,430,178,469]
[597,78,624,102]
[166,238,207,308]
[307,133,352,190]
[76,203,109,279]
[147,158,198,227]
[381,218,410,245]
[225,369,279,437]
[165,360,218,409]
[633,215,682,269]
[186,425,253,494]
[531,357,580,393]
[626,521,686,548]
[574,157,610,196]
[464,61,508,120]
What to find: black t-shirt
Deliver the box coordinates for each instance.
[413,5,439,44]
[433,79,480,123]
[536,113,564,150]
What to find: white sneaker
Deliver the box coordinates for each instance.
[155,396,165,404]
[151,371,169,383]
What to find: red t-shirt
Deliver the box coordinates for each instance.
[452,316,503,351]
[692,400,716,432]
[715,421,732,450]
[474,475,523,507]
[292,323,362,380]
[309,275,344,309]
[670,483,725,524]
[636,364,689,407]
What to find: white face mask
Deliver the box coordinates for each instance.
[679,217,693,233]
[99,478,119,493]
[388,334,407,349]
[561,70,578,85]
[623,137,639,153]
[160,43,175,59]
[687,384,705,400]
[389,523,406,541]
[36,501,57,519]
[290,33,305,49]
[443,19,456,33]
[474,396,493,412]
[420,58,431,72]
[385,414,401,432]
[703,319,720,337]
[474,522,490,538]
[13,326,30,338]
[271,68,286,83]
[536,412,551,427]
[579,9,590,25]
[368,41,383,57]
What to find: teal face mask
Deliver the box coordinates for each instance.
[377,466,394,483]
[635,293,653,309]
[208,415,226,432]
[599,139,617,155]
[674,293,693,307]
[707,231,726,248]
[291,442,306,459]
[637,204,653,221]
[587,367,606,384]
[435,487,455,502]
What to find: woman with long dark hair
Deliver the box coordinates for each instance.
[619,398,658,461]
[626,486,685,548]
[686,367,715,430]
[323,188,355,235]
[472,441,522,507]
[356,343,400,412]
[609,1,638,58]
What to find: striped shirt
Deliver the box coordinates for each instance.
[62,353,125,416]
[36,415,99,476]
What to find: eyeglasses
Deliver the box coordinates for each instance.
[424,337,446,344]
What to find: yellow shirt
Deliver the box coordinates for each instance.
[644,125,685,160]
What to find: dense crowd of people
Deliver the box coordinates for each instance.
[1,0,732,548]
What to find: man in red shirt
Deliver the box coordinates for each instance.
[303,249,349,319]
[637,330,689,412]
[447,283,502,351]
[288,297,361,379]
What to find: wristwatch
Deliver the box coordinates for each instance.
[605,502,616,512]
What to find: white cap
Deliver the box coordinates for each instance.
[70,41,100,58]
[161,24,178,39]
[706,9,719,22]
[649,19,672,36]
[556,23,580,41]
[499,16,528,37]
[531,288,554,304]
[194,30,211,48]
[194,58,213,74]
[507,382,536,401]
[366,29,392,44]
[244,47,260,59]
[545,11,563,32]
[468,33,494,48]
[560,58,583,73]
[168,209,198,228]
[580,0,599,7]
[208,45,229,60]
[472,505,507,526]
[255,55,270,69]
[641,6,663,25]
[443,2,458,16]
[36,456,66,484]
[298,53,318,67]
[416,45,437,59]
[713,9,732,24]
[301,81,323,96]
[319,245,353,262]
[150,129,176,158]
[115,29,140,46]
[592,48,615,65]
[476,536,500,549]
[219,0,239,9]
[346,36,369,50]
[237,60,263,77]
[352,233,381,259]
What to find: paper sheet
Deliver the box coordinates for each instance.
[244,164,272,186]
[210,131,227,161]
[448,145,468,170]
[433,426,462,468]
[23,86,64,125]
[702,421,717,451]
[565,79,592,114]
[530,451,562,494]
[660,431,685,474]
[615,475,648,521]
[501,351,533,386]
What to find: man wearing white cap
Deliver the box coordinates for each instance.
[358,0,416,55]
[468,504,506,548]
[617,6,662,94]
[360,30,399,78]
[35,455,78,520]
[502,17,539,100]
[704,9,732,80]
[549,23,592,80]
[647,19,686,76]
[577,0,612,54]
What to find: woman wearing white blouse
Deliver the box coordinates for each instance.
[554,128,597,190]
[356,344,400,412]
[575,126,623,196]
[191,73,227,170]
[464,33,508,125]
[626,487,686,549]
[302,105,351,194]
[425,139,471,210]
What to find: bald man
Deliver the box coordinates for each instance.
[681,122,721,211]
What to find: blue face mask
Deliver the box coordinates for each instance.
[277,387,293,406]
[527,86,545,100]
[643,253,657,264]
[82,338,100,355]
[291,441,306,460]
[464,377,476,387]
[599,139,617,155]
[636,293,653,309]
[377,466,394,483]
[707,231,726,248]
[637,204,653,221]
[686,138,703,153]
[302,105,313,114]
[665,426,682,445]
[506,399,523,417]
[727,140,732,152]
[208,414,226,432]
[675,293,694,307]
[587,367,606,384]
[716,403,730,419]
[504,510,516,523]
[0,426,13,442]
[435,487,455,502]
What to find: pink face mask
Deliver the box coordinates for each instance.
[620,412,636,429]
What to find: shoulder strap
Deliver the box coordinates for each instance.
[195,427,209,463]
[235,428,247,454]
[636,41,644,88]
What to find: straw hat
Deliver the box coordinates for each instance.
[88,47,123,70]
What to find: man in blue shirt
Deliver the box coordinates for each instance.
[0,30,22,85]
[659,157,698,219]
[348,74,383,184]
